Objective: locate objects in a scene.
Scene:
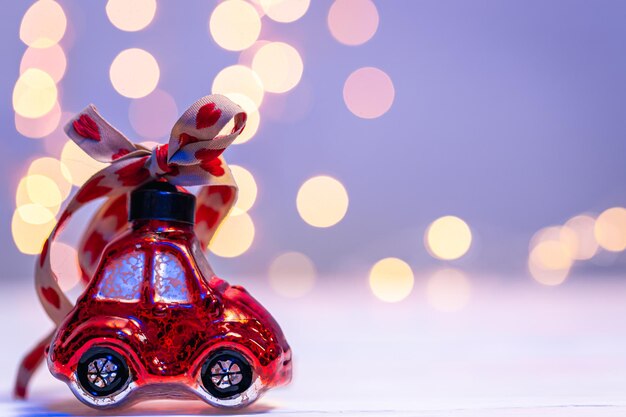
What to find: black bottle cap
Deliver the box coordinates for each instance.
[129,181,196,224]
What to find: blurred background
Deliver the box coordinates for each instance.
[2,0,626,414]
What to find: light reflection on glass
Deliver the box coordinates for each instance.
[97,251,145,301]
[153,251,191,303]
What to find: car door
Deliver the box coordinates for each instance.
[144,245,206,375]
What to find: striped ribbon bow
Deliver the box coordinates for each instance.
[14,94,246,398]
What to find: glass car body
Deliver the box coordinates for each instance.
[47,220,292,409]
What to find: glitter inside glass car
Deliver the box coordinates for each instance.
[47,210,292,409]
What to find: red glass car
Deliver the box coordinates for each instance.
[47,183,292,409]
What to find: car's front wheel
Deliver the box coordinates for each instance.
[201,350,253,400]
[76,347,130,398]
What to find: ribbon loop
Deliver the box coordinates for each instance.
[168,94,246,162]
[66,105,138,163]
[15,94,246,399]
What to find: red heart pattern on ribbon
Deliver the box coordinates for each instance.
[14,95,246,398]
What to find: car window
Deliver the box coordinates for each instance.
[153,251,191,303]
[97,251,145,301]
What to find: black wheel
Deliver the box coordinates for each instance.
[77,347,130,397]
[201,350,253,399]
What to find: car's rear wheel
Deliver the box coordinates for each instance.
[76,347,130,398]
[201,350,253,399]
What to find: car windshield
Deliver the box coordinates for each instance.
[152,250,191,303]
[96,251,145,302]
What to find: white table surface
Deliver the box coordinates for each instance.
[2,276,626,416]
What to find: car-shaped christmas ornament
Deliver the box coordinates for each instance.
[47,182,292,409]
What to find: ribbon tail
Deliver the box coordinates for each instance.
[14,330,55,399]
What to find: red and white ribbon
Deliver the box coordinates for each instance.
[14,94,246,398]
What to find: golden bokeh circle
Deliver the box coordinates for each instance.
[210,212,255,258]
[20,0,67,48]
[13,68,58,118]
[106,0,157,32]
[425,216,472,260]
[296,176,349,228]
[594,207,626,252]
[252,42,303,93]
[369,257,414,303]
[426,268,471,312]
[110,48,160,98]
[260,0,310,23]
[209,0,261,51]
[269,251,316,298]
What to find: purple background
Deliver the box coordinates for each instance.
[2,0,625,281]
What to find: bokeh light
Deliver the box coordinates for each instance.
[110,48,160,99]
[529,226,561,251]
[27,157,73,200]
[425,215,472,260]
[13,68,57,118]
[260,0,310,23]
[15,175,62,213]
[212,65,264,109]
[328,0,379,46]
[269,252,316,298]
[210,212,255,258]
[564,215,599,260]
[426,268,471,312]
[20,44,66,83]
[61,140,107,186]
[528,228,573,286]
[129,89,178,139]
[209,0,261,51]
[529,240,573,271]
[369,257,414,303]
[50,242,81,292]
[16,203,56,225]
[528,258,570,286]
[252,42,303,93]
[106,0,157,32]
[20,0,67,48]
[594,207,626,252]
[296,175,349,228]
[229,165,258,216]
[12,208,56,255]
[15,100,61,139]
[343,67,394,119]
